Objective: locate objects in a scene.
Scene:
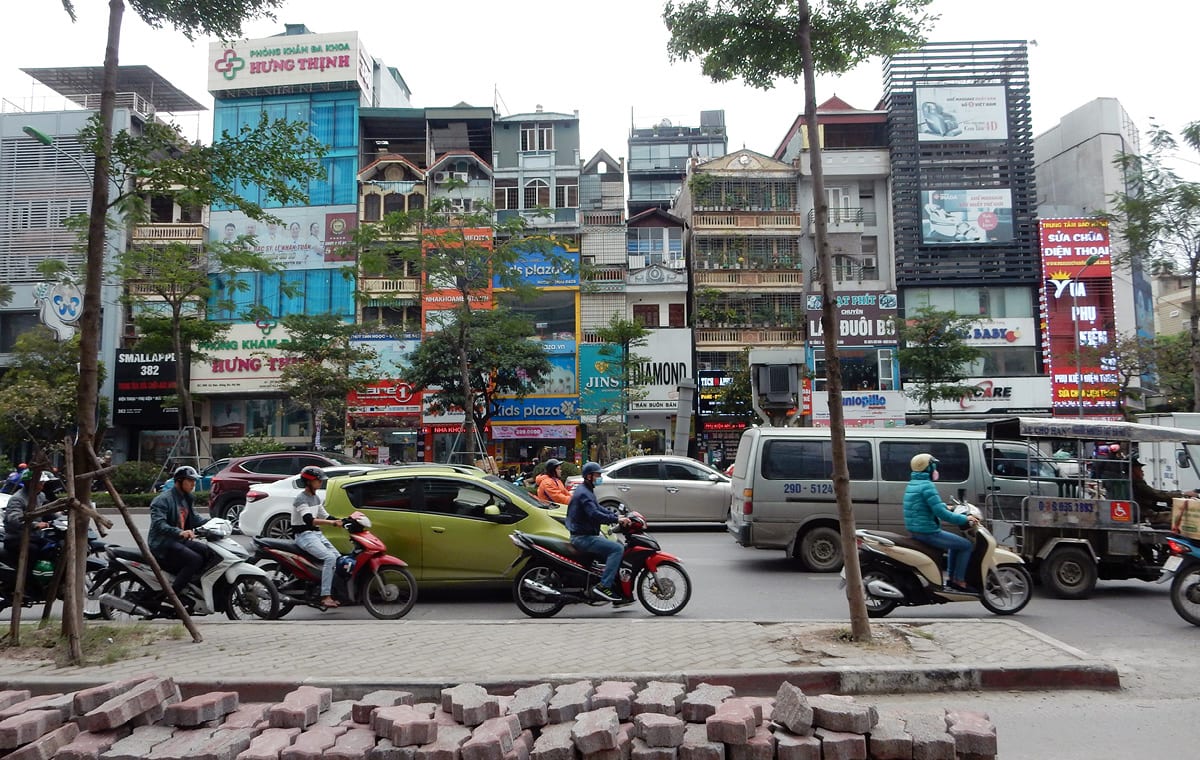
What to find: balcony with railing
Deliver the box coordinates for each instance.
[581,210,624,226]
[806,207,876,236]
[692,212,804,229]
[693,270,802,288]
[582,266,626,293]
[694,328,805,347]
[131,223,207,244]
[358,277,421,298]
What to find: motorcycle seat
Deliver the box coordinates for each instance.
[108,546,145,562]
[523,533,592,563]
[255,536,336,564]
[871,531,947,566]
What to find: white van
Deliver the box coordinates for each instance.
[726,427,1056,571]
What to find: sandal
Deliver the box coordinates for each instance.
[321,597,341,608]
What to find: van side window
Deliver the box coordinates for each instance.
[985,444,1058,478]
[880,441,970,482]
[762,440,873,480]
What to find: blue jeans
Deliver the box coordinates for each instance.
[571,534,623,590]
[296,530,340,596]
[911,529,973,584]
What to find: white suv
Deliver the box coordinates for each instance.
[238,464,389,538]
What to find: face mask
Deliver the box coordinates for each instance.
[932,469,940,482]
[593,476,604,486]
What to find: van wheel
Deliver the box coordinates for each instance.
[796,526,843,572]
[1039,546,1096,599]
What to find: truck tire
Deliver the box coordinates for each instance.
[1039,546,1097,599]
[795,526,843,572]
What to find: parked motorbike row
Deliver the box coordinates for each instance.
[0,515,109,618]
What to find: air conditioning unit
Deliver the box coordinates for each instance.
[433,171,451,183]
[452,172,469,183]
[860,257,877,277]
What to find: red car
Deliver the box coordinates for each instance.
[208,451,359,532]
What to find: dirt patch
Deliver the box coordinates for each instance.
[773,623,924,666]
[0,622,186,668]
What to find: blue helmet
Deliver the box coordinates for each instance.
[582,461,603,477]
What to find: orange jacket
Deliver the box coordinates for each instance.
[535,473,571,505]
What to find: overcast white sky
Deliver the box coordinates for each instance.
[2,0,1194,169]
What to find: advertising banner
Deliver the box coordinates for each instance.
[113,350,179,428]
[491,425,578,440]
[697,370,735,416]
[810,390,906,427]
[423,227,494,330]
[805,291,898,347]
[497,245,580,288]
[190,321,293,394]
[210,206,356,270]
[923,377,1052,416]
[915,85,1008,142]
[579,344,622,416]
[630,329,694,412]
[921,189,1013,244]
[491,396,579,423]
[1039,218,1118,416]
[346,335,421,416]
[960,318,1037,348]
[208,31,372,99]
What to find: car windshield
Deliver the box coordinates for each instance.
[486,475,553,509]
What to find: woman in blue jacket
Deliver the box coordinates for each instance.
[904,453,979,592]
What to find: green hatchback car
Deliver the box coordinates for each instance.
[321,464,569,586]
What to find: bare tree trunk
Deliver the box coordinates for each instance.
[1191,261,1199,412]
[458,311,477,463]
[173,304,194,433]
[62,443,83,663]
[797,0,870,641]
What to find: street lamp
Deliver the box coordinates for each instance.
[1072,253,1103,418]
[22,125,93,182]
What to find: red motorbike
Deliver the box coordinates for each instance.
[251,511,417,620]
[508,509,692,617]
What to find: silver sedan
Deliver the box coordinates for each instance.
[593,455,731,523]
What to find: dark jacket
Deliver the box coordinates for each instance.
[566,483,618,537]
[149,486,205,555]
[903,471,969,534]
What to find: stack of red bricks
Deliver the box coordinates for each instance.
[0,677,996,760]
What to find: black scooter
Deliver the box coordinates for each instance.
[0,515,109,617]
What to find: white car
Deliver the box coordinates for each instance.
[568,455,732,523]
[238,464,390,538]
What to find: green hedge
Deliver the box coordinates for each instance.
[91,491,210,509]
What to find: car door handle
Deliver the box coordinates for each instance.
[617,485,631,492]
[431,526,446,533]
[665,487,679,494]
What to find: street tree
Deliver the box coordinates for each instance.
[51,0,288,661]
[1077,332,1157,420]
[895,306,982,420]
[594,314,650,454]
[1109,122,1200,411]
[1152,333,1194,411]
[347,184,566,461]
[403,308,552,462]
[274,314,381,450]
[714,350,760,427]
[664,0,936,641]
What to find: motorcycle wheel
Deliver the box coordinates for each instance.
[97,574,146,623]
[861,566,900,619]
[223,576,281,620]
[256,560,295,619]
[980,564,1033,615]
[636,561,692,616]
[513,563,567,618]
[1170,565,1200,626]
[362,567,418,620]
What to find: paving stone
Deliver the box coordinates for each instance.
[372,737,419,760]
[722,698,769,725]
[680,685,735,724]
[441,685,501,727]
[808,695,876,735]
[0,709,65,749]
[81,678,180,733]
[0,690,32,710]
[74,679,150,717]
[462,715,521,760]
[678,723,723,760]
[866,714,912,760]
[267,686,334,731]
[727,724,775,760]
[508,684,554,729]
[325,726,380,760]
[704,702,755,745]
[771,684,812,736]
[548,681,595,725]
[902,713,955,760]
[531,722,576,760]
[630,736,678,760]
[221,703,270,731]
[143,726,219,759]
[573,707,621,755]
[315,701,355,728]
[280,725,343,759]
[377,704,438,746]
[100,724,176,760]
[237,726,301,760]
[163,691,240,727]
[771,730,819,760]
[193,728,256,760]
[415,723,471,760]
[57,727,132,760]
[944,709,996,757]
[592,682,637,722]
[633,714,685,748]
[632,682,684,717]
[354,691,416,724]
[127,695,179,730]
[0,693,71,721]
[814,728,866,760]
[3,721,79,760]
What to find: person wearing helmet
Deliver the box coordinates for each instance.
[566,461,631,603]
[535,459,571,506]
[904,453,979,593]
[2,467,51,559]
[148,465,210,607]
[292,466,342,608]
[2,463,28,495]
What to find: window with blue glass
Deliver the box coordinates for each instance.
[207,270,356,321]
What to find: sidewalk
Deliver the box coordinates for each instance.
[0,618,1118,700]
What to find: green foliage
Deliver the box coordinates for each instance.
[1153,333,1195,411]
[895,307,983,419]
[62,0,286,42]
[229,434,286,457]
[663,0,935,88]
[715,350,759,425]
[109,460,164,494]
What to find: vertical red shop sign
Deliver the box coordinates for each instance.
[1039,218,1119,416]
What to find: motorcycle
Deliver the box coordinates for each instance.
[508,509,692,618]
[0,514,109,619]
[851,499,1034,617]
[91,517,280,620]
[250,510,417,620]
[1159,533,1200,626]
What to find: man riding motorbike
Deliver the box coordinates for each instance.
[3,469,51,559]
[148,466,209,609]
[566,461,630,602]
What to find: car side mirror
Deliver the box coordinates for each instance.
[484,505,501,517]
[1178,449,1192,469]
[708,473,720,483]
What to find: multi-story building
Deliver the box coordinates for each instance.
[775,96,902,426]
[884,41,1049,420]
[1,65,204,463]
[627,110,727,217]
